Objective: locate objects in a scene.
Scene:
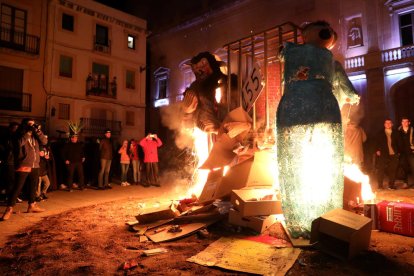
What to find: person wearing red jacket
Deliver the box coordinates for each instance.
[139,133,162,187]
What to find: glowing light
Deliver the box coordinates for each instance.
[154,98,169,107]
[215,87,222,103]
[278,122,344,238]
[223,165,230,176]
[385,67,410,76]
[348,74,366,81]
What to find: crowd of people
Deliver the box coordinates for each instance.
[0,118,163,221]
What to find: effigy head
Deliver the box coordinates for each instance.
[190,52,224,80]
[301,21,337,50]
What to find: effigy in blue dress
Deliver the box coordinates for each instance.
[276,42,358,238]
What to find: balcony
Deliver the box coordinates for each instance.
[0,26,40,55]
[86,74,117,98]
[93,36,111,54]
[345,44,414,73]
[80,117,121,137]
[0,90,31,112]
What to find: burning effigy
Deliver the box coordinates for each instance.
[276,21,360,239]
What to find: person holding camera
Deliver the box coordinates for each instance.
[139,133,162,187]
[1,118,48,221]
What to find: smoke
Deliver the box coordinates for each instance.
[160,103,194,149]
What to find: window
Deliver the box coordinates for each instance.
[62,13,74,31]
[154,67,170,100]
[59,55,73,78]
[0,65,24,111]
[400,12,414,46]
[126,111,135,126]
[126,70,135,89]
[58,103,70,120]
[96,24,109,46]
[127,34,135,49]
[1,4,27,46]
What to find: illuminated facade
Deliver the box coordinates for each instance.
[148,0,414,140]
[0,0,147,141]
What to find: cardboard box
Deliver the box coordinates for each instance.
[230,188,282,217]
[228,208,278,233]
[136,203,180,224]
[377,200,414,237]
[310,208,372,260]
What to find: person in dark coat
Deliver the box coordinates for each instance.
[0,122,19,199]
[397,117,414,188]
[1,118,48,220]
[375,119,400,190]
[62,134,85,191]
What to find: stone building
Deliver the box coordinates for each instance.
[0,0,147,141]
[147,0,414,140]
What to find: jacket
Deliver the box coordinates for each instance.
[15,130,48,169]
[99,138,113,160]
[139,137,162,163]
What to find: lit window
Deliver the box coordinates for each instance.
[62,13,74,31]
[58,103,70,120]
[59,55,73,78]
[154,67,170,100]
[126,70,135,89]
[126,111,135,126]
[127,35,135,49]
[399,12,414,46]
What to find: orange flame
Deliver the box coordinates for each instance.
[343,162,376,202]
[186,128,210,198]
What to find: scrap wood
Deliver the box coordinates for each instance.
[172,211,226,224]
[131,219,174,234]
[187,236,301,275]
[145,220,218,243]
[142,247,168,256]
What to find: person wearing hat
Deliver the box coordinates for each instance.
[62,134,85,191]
[98,129,114,189]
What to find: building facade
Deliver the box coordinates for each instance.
[0,0,147,141]
[147,0,414,139]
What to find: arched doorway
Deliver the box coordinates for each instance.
[392,76,414,124]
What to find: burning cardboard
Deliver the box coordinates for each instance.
[310,208,372,260]
[198,150,275,203]
[136,202,180,224]
[228,208,279,233]
[230,188,282,217]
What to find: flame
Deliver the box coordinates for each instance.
[343,161,376,202]
[187,128,210,197]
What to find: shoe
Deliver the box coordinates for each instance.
[121,182,127,186]
[1,207,13,221]
[27,203,45,213]
[105,185,112,189]
[97,186,105,190]
[72,183,79,189]
[387,186,396,190]
[60,184,68,190]
[35,197,42,202]
[126,182,131,186]
[16,197,23,203]
[41,194,48,200]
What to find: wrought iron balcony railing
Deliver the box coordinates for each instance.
[0,90,31,112]
[0,26,40,55]
[80,117,121,137]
